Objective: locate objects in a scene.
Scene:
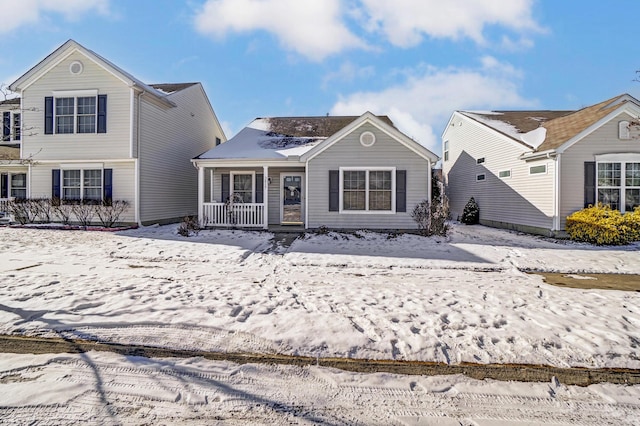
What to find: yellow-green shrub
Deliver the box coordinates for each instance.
[566,204,640,245]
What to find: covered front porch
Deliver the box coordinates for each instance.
[196,163,305,229]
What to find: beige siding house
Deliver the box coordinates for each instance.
[442,94,640,235]
[193,112,438,230]
[3,39,225,225]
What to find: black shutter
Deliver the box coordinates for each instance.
[396,170,407,212]
[52,169,61,199]
[584,162,596,208]
[103,169,113,204]
[2,112,9,141]
[97,94,107,133]
[45,97,54,134]
[221,174,230,202]
[329,170,339,211]
[1,174,7,199]
[255,174,264,203]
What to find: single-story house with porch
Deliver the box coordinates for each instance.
[192,112,439,230]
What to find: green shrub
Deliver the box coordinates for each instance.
[460,197,479,225]
[566,204,640,245]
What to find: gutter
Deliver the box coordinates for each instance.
[519,149,557,161]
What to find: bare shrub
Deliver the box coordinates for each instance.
[52,200,74,225]
[34,198,53,223]
[95,200,129,228]
[8,199,38,224]
[177,215,201,237]
[71,201,96,227]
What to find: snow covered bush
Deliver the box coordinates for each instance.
[177,215,201,237]
[566,204,640,245]
[460,197,479,225]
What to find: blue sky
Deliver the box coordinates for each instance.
[1,0,639,152]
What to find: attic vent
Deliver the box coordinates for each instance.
[360,131,376,147]
[69,61,84,75]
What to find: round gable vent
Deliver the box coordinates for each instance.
[360,131,376,147]
[69,61,84,75]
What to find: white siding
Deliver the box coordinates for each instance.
[138,84,224,224]
[442,114,555,230]
[307,123,430,229]
[21,51,132,161]
[560,112,640,228]
[28,161,136,223]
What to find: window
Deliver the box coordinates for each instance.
[597,162,640,212]
[232,173,253,203]
[529,164,547,175]
[619,121,631,140]
[341,168,394,212]
[215,137,221,146]
[76,97,96,133]
[13,113,20,141]
[56,97,75,134]
[10,174,26,199]
[62,169,102,202]
[498,170,511,179]
[46,93,106,135]
[443,140,449,161]
[476,157,485,165]
[476,174,486,182]
[2,111,19,142]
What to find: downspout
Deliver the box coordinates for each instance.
[134,88,144,226]
[553,153,561,233]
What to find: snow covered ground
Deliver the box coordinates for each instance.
[0,223,639,423]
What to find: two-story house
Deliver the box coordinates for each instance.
[3,39,226,225]
[442,94,640,235]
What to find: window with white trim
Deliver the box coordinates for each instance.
[10,173,26,199]
[232,173,254,203]
[55,96,96,134]
[498,170,511,178]
[2,111,20,142]
[443,140,449,161]
[529,164,546,175]
[62,169,102,202]
[341,168,394,212]
[476,173,486,182]
[476,157,485,165]
[1,172,27,199]
[598,162,640,212]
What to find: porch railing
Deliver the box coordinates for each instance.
[202,202,265,228]
[0,198,13,222]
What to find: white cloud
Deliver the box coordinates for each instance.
[358,0,542,47]
[322,61,375,89]
[331,60,537,152]
[194,0,367,62]
[0,0,111,33]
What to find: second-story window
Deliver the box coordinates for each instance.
[45,93,107,135]
[56,97,75,134]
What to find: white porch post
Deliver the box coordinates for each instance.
[263,165,269,229]
[197,164,205,226]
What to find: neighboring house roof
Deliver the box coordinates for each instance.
[459,94,640,152]
[196,115,398,161]
[0,98,20,107]
[150,83,198,94]
[0,146,20,160]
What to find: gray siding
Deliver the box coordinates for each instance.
[307,123,430,229]
[560,112,640,228]
[138,84,224,224]
[21,51,132,161]
[443,114,555,230]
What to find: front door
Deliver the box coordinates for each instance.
[281,173,303,225]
